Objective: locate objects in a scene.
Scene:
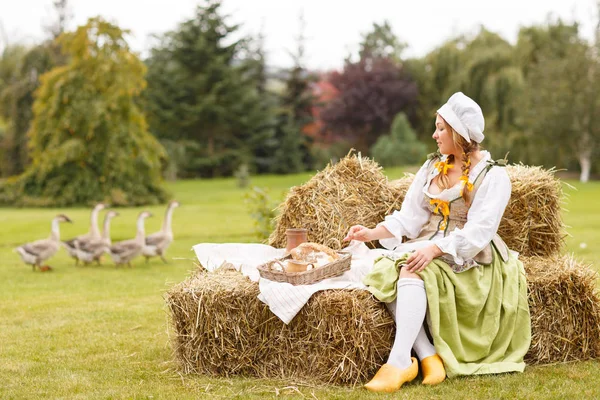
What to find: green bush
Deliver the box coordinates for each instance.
[371,112,427,167]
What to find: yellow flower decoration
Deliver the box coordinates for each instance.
[430,198,450,231]
[460,153,473,196]
[460,175,474,193]
[463,153,471,168]
[434,160,454,175]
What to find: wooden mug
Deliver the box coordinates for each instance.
[285,228,308,253]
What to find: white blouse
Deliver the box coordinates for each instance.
[378,151,512,266]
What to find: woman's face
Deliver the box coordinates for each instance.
[432,115,458,155]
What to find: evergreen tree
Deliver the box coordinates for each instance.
[269,11,315,173]
[0,17,167,206]
[144,0,272,177]
[269,113,305,174]
[240,28,278,174]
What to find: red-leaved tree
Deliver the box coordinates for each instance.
[319,57,418,152]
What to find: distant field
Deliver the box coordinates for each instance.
[1,168,599,399]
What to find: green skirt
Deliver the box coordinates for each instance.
[363,250,531,378]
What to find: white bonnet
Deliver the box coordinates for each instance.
[437,92,485,143]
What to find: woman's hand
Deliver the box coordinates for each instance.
[343,225,375,242]
[344,225,395,242]
[405,244,443,273]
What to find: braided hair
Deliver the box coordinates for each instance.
[437,119,480,205]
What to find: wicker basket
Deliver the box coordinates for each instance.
[257,252,352,285]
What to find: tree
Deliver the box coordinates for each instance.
[0,44,62,177]
[0,17,168,206]
[319,57,418,153]
[269,11,315,173]
[239,25,280,174]
[0,1,70,177]
[0,44,28,176]
[519,20,600,182]
[515,21,580,79]
[406,37,465,141]
[371,112,427,167]
[318,21,417,154]
[144,0,273,177]
[359,20,406,64]
[458,29,525,161]
[407,28,524,159]
[268,115,305,174]
[44,0,72,39]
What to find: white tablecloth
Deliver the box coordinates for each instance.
[192,241,389,324]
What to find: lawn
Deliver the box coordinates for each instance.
[1,167,599,399]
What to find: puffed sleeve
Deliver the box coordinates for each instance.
[433,166,511,265]
[378,160,432,250]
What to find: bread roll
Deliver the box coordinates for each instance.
[290,242,339,261]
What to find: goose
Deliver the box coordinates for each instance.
[63,203,106,265]
[15,214,73,271]
[107,211,152,267]
[75,210,119,265]
[142,200,180,263]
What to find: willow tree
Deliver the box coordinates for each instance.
[0,17,168,206]
[408,29,524,159]
[518,21,600,182]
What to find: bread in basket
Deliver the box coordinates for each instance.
[258,242,351,285]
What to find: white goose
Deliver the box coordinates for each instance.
[75,210,119,265]
[107,211,152,267]
[63,203,106,264]
[142,200,180,263]
[15,214,73,271]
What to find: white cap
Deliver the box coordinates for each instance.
[437,92,485,143]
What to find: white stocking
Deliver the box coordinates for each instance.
[385,299,397,321]
[386,298,436,361]
[386,278,427,370]
[412,325,436,360]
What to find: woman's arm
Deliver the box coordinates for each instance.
[376,161,432,249]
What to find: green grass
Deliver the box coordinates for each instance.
[1,168,599,399]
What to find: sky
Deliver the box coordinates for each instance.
[0,0,597,71]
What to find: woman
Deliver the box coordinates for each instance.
[344,92,531,393]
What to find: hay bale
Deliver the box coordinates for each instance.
[523,255,600,364]
[268,152,406,250]
[502,165,566,257]
[165,269,394,385]
[355,163,565,257]
[167,256,600,383]
[169,156,593,382]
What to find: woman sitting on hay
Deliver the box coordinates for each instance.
[343,92,532,393]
